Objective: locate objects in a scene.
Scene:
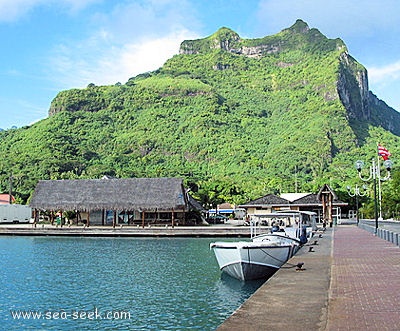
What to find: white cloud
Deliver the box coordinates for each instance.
[47,0,200,89]
[0,0,99,21]
[0,0,42,21]
[61,0,100,12]
[368,61,400,83]
[50,29,198,88]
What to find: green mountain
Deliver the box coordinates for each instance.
[1,19,400,209]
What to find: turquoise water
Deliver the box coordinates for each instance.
[0,236,263,330]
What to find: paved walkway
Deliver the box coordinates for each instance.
[327,226,400,330]
[216,225,400,331]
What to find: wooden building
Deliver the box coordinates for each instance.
[239,186,347,224]
[29,177,203,227]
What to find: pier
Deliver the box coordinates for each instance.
[217,224,400,331]
[0,224,254,237]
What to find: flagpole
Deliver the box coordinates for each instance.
[377,144,383,220]
[357,144,392,233]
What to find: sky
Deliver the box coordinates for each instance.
[1,0,400,129]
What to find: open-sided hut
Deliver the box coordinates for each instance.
[29,177,199,227]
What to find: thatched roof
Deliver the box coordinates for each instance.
[30,178,188,212]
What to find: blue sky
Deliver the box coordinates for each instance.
[1,0,400,129]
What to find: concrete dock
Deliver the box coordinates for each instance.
[216,225,400,331]
[0,224,254,237]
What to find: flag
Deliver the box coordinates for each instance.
[378,144,391,161]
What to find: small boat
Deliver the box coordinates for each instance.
[210,210,316,281]
[210,238,298,281]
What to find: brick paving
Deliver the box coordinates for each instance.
[326,226,400,330]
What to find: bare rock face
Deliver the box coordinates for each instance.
[337,52,370,121]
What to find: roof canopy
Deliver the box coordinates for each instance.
[239,186,347,208]
[29,178,187,212]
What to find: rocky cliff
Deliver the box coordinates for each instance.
[179,19,400,136]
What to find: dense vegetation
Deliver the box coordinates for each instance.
[1,20,400,217]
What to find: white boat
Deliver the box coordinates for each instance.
[210,210,316,281]
[210,239,298,281]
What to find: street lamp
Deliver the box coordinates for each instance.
[355,158,392,232]
[346,184,368,225]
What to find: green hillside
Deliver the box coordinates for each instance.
[1,19,400,215]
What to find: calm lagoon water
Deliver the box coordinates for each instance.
[0,236,263,330]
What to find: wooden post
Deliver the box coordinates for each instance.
[141,211,145,228]
[33,209,38,228]
[87,211,90,227]
[8,173,13,204]
[171,208,175,228]
[102,209,105,226]
[322,193,333,227]
[113,210,116,228]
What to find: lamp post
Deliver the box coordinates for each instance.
[355,158,392,232]
[346,184,368,225]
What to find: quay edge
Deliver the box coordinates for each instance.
[0,224,256,238]
[216,227,332,331]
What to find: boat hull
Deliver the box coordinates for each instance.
[210,241,296,281]
[221,261,279,281]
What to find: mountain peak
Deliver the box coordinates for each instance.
[179,20,343,56]
[286,19,310,34]
[179,26,241,54]
[212,27,240,40]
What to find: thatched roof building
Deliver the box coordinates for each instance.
[30,177,188,212]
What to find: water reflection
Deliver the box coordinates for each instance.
[212,273,265,310]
